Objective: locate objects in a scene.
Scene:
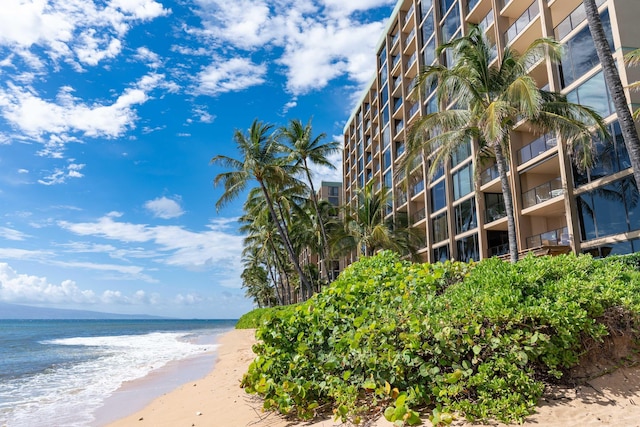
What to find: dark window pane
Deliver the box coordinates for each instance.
[432,212,448,242]
[454,197,477,234]
[456,233,479,263]
[433,244,449,262]
[577,193,596,240]
[431,180,446,212]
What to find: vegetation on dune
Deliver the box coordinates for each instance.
[241,251,640,426]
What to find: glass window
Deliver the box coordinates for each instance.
[433,244,449,263]
[559,10,613,88]
[383,125,391,147]
[456,234,479,263]
[573,121,632,185]
[440,0,455,16]
[566,71,614,118]
[421,11,434,44]
[381,84,389,107]
[432,212,449,243]
[423,37,436,65]
[421,0,432,18]
[578,176,640,241]
[454,197,477,234]
[378,46,387,67]
[485,193,506,222]
[442,4,461,42]
[383,149,392,170]
[451,140,471,168]
[384,171,392,189]
[431,180,446,212]
[452,163,473,200]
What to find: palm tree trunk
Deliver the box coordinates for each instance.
[303,160,331,282]
[584,0,640,190]
[258,180,313,300]
[494,141,519,263]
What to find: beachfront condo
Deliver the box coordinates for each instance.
[342,0,640,266]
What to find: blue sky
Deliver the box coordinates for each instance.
[0,0,396,319]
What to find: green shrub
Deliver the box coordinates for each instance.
[241,251,640,425]
[236,306,297,329]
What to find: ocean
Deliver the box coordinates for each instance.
[0,319,237,427]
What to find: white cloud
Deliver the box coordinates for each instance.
[185,0,392,96]
[0,262,96,304]
[0,0,170,67]
[194,57,267,96]
[0,227,29,241]
[133,46,162,68]
[0,248,53,260]
[144,196,185,219]
[18,168,29,174]
[0,73,166,155]
[57,213,244,285]
[0,262,158,305]
[38,162,85,185]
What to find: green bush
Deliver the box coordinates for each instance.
[241,251,640,425]
[236,306,297,329]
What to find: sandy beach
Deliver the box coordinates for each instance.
[105,328,640,427]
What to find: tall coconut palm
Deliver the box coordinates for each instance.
[331,182,421,259]
[625,48,640,119]
[281,118,341,282]
[407,25,607,263]
[583,0,640,190]
[211,119,313,296]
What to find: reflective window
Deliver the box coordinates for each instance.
[433,244,449,263]
[423,37,436,65]
[383,149,392,170]
[421,10,434,44]
[451,140,471,168]
[431,179,446,212]
[577,176,640,240]
[421,0,433,18]
[442,4,461,42]
[456,233,479,263]
[384,171,392,189]
[573,121,631,185]
[566,71,614,118]
[440,0,455,17]
[454,197,477,234]
[432,212,449,243]
[559,10,613,88]
[381,84,389,107]
[583,238,638,258]
[452,163,473,200]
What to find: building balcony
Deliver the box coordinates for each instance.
[521,178,564,209]
[526,227,569,248]
[517,133,557,165]
[489,242,509,257]
[412,207,426,224]
[505,1,540,46]
[410,179,425,198]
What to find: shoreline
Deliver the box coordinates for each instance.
[104,328,640,427]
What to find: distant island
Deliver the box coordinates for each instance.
[0,302,167,320]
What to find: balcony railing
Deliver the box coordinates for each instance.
[485,203,506,223]
[521,178,563,209]
[394,97,403,112]
[395,120,404,134]
[406,28,416,45]
[479,9,494,32]
[411,179,425,197]
[517,133,557,164]
[526,227,569,248]
[489,242,509,257]
[406,52,417,69]
[391,32,400,48]
[505,1,540,44]
[392,54,402,69]
[404,4,414,26]
[480,164,500,186]
[467,0,480,13]
[393,75,402,89]
[397,191,408,206]
[412,208,426,223]
[408,102,420,118]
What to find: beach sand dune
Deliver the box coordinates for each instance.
[106,329,640,427]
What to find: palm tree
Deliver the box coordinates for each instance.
[407,25,607,263]
[625,48,640,119]
[211,119,313,297]
[281,118,341,282]
[332,182,421,259]
[583,0,640,190]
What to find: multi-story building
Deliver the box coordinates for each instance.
[300,181,344,282]
[343,0,640,265]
